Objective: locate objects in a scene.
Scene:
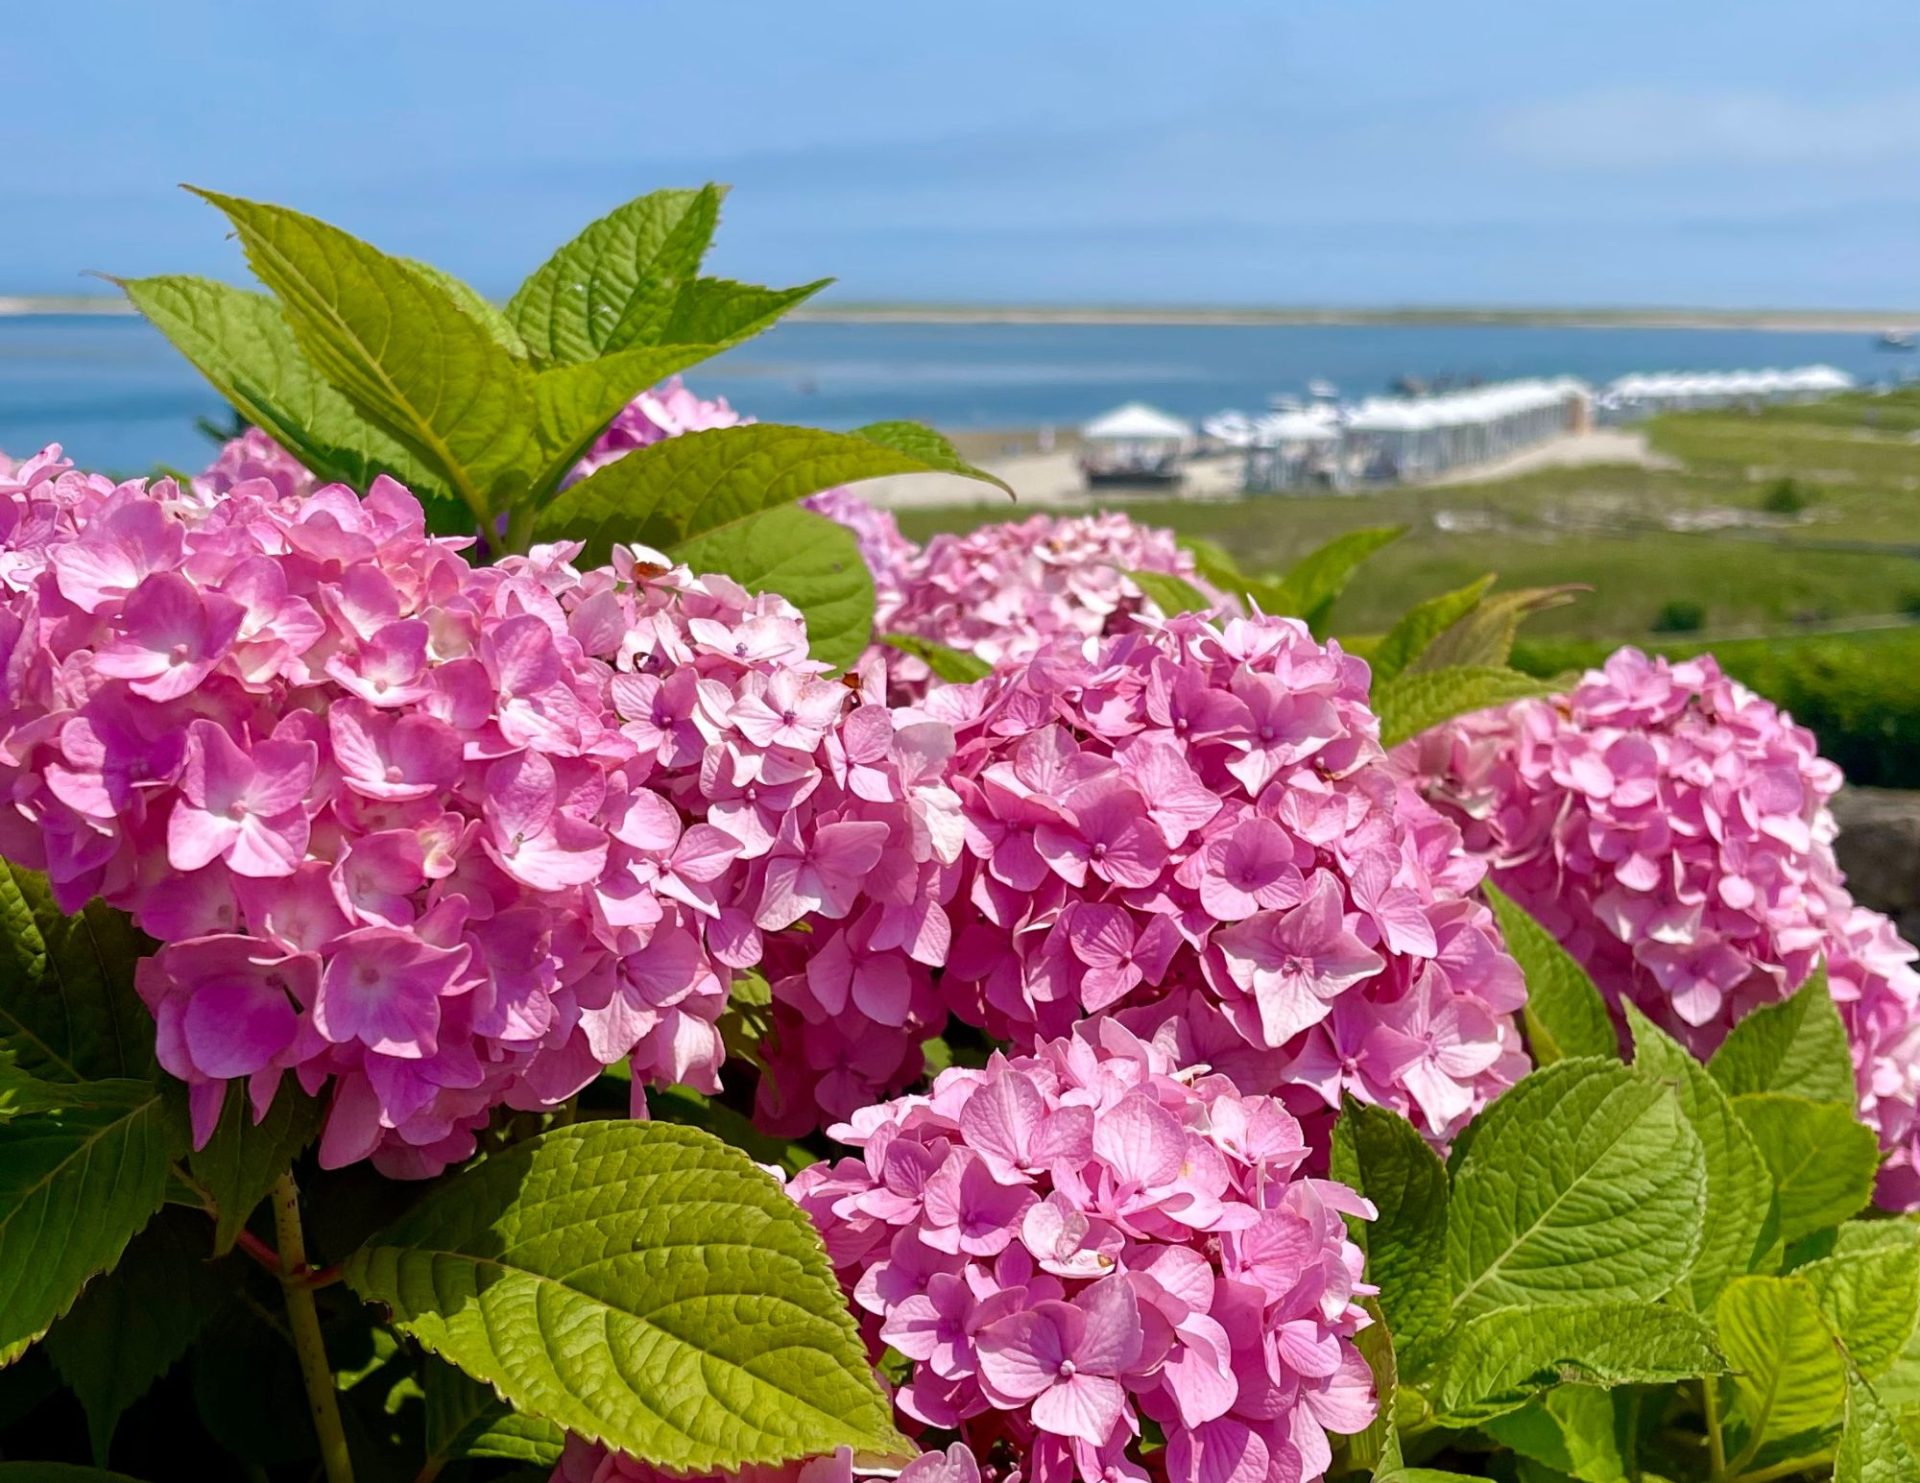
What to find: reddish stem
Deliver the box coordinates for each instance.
[234,1228,283,1277]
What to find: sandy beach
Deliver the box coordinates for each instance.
[853,427,1671,510]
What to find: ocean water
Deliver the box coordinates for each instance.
[0,313,1905,477]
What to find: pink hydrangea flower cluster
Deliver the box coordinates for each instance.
[0,445,957,1176]
[882,513,1226,684]
[1400,647,1920,1207]
[747,655,966,1136]
[787,1020,1378,1483]
[552,1441,980,1483]
[194,426,316,502]
[877,614,1529,1144]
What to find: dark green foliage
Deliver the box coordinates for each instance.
[1650,598,1706,633]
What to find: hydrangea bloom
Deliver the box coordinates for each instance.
[788,1021,1378,1483]
[194,427,315,502]
[552,1442,980,1483]
[882,513,1226,684]
[751,626,1531,1147]
[1401,647,1920,1207]
[761,613,1527,1147]
[0,446,957,1176]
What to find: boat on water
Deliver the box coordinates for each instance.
[1877,330,1916,351]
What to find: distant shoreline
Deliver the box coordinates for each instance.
[4,294,1915,334]
[794,305,1920,333]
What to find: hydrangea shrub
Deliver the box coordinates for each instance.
[1403,647,1920,1206]
[0,451,957,1177]
[0,182,1910,1483]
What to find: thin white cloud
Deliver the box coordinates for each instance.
[1493,87,1920,168]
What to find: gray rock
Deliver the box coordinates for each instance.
[1830,787,1920,942]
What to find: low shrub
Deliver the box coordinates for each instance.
[1651,597,1707,632]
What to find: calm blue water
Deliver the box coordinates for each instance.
[0,314,1906,476]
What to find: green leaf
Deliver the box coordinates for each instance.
[1372,1425,1486,1483]
[1435,1302,1722,1425]
[673,506,875,672]
[0,1079,184,1365]
[529,346,726,493]
[342,1121,911,1473]
[400,257,529,356]
[1482,1387,1631,1483]
[423,1356,567,1469]
[1733,1094,1879,1244]
[717,968,776,1074]
[1874,1306,1920,1425]
[188,187,539,523]
[1485,884,1618,1066]
[185,189,718,520]
[507,187,723,363]
[42,1209,225,1461]
[1837,1372,1920,1483]
[848,421,1015,496]
[1266,526,1406,636]
[1832,1219,1920,1258]
[1716,1273,1849,1449]
[0,866,152,1084]
[117,275,452,510]
[1332,1100,1451,1369]
[1178,535,1250,597]
[0,1466,150,1482]
[1624,1002,1780,1306]
[1125,568,1214,617]
[1342,1300,1399,1475]
[1447,1059,1705,1318]
[186,1081,324,1256]
[879,634,992,684]
[1369,576,1496,682]
[1708,964,1857,1106]
[656,277,833,352]
[0,1064,88,1120]
[190,1303,318,1465]
[1410,586,1584,673]
[1373,666,1559,749]
[1801,1240,1920,1376]
[536,422,1010,566]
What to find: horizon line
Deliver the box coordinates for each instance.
[3,294,1916,334]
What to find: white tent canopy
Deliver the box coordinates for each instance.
[1254,411,1341,444]
[1237,377,1592,492]
[1597,365,1855,421]
[1082,402,1195,442]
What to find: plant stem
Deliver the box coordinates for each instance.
[502,501,535,556]
[1701,1376,1728,1481]
[234,1228,283,1277]
[270,1172,355,1483]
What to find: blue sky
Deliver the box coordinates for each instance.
[4,1,1916,308]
